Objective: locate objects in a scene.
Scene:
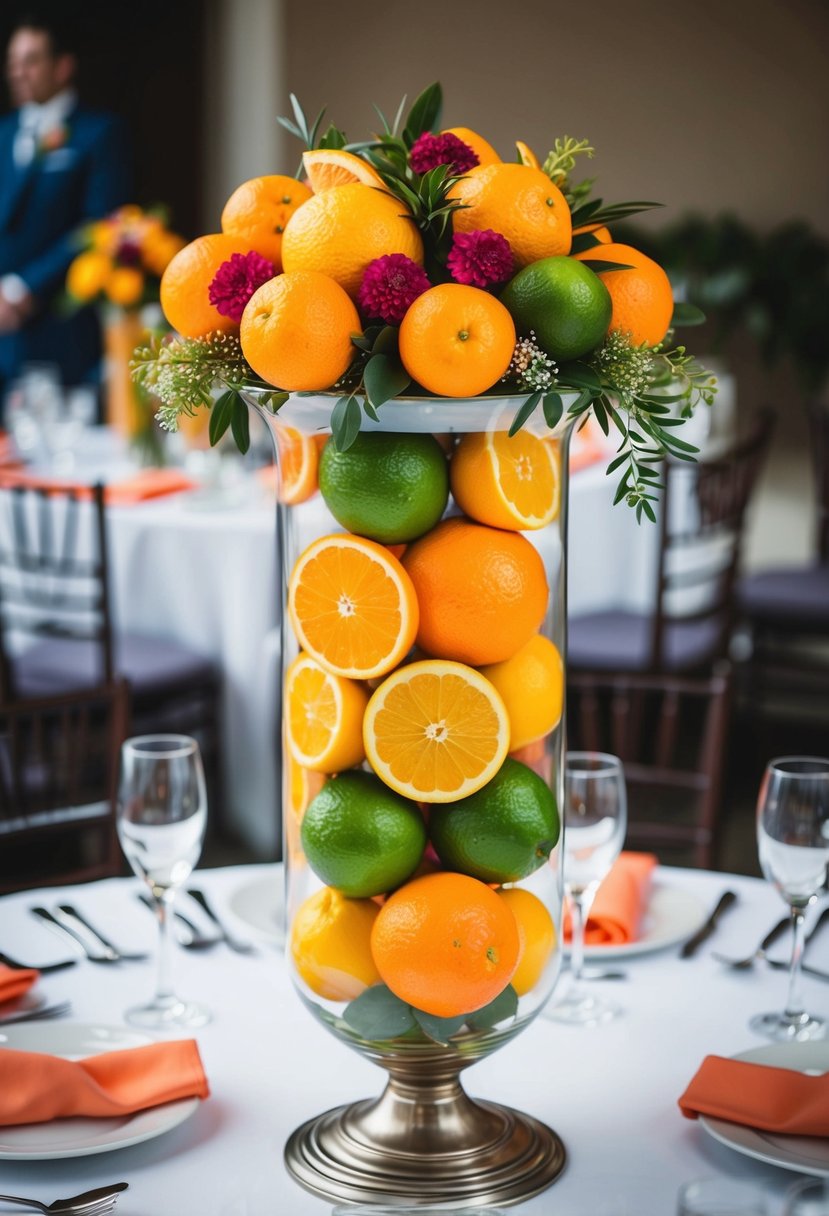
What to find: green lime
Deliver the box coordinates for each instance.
[500,256,611,361]
[301,770,427,897]
[319,431,449,544]
[429,758,560,884]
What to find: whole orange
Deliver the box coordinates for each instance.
[281,183,423,299]
[160,233,252,338]
[573,223,612,245]
[574,242,674,347]
[401,517,549,666]
[221,174,312,270]
[497,887,556,997]
[370,871,520,1017]
[240,270,360,391]
[442,127,500,166]
[451,163,572,268]
[398,284,515,398]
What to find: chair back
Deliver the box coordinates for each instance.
[0,484,114,697]
[650,409,773,670]
[0,679,129,893]
[566,664,733,868]
[809,403,829,562]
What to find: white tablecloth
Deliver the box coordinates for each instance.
[1,865,826,1213]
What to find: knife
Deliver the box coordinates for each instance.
[680,889,738,958]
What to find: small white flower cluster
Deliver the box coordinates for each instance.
[504,332,558,392]
[593,330,654,397]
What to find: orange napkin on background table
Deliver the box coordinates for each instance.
[0,466,197,503]
[564,852,658,946]
[0,1039,209,1126]
[679,1055,829,1137]
[0,963,39,1006]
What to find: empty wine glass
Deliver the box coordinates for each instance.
[752,756,829,1042]
[117,735,211,1028]
[546,752,627,1026]
[784,1177,829,1216]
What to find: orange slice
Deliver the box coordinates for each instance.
[284,748,325,863]
[363,659,510,803]
[288,534,419,680]
[274,425,320,504]
[302,149,386,191]
[515,140,540,170]
[449,429,561,530]
[285,653,369,772]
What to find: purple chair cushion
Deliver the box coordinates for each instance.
[567,611,724,672]
[11,634,216,699]
[738,566,829,630]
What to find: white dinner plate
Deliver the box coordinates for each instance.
[576,881,710,960]
[227,871,285,945]
[700,1041,829,1177]
[0,1022,200,1160]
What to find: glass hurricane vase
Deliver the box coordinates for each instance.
[244,388,576,1207]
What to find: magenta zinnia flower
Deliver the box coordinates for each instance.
[447,229,514,288]
[357,254,431,325]
[208,251,275,323]
[409,132,479,176]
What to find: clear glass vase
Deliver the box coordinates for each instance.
[243,387,575,1207]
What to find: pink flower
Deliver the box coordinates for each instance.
[357,254,432,325]
[208,251,275,323]
[409,132,479,176]
[447,229,514,288]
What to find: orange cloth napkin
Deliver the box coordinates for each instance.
[564,852,658,946]
[0,963,39,1006]
[0,1039,209,1127]
[679,1055,829,1136]
[0,466,197,503]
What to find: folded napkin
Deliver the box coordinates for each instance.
[0,963,38,1006]
[0,1039,209,1126]
[679,1054,829,1136]
[0,466,197,503]
[564,851,657,946]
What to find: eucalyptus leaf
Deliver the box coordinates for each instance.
[579,260,634,274]
[542,392,563,430]
[331,394,363,451]
[412,1009,468,1045]
[508,391,542,436]
[467,985,518,1030]
[262,390,289,414]
[208,390,235,447]
[318,123,347,150]
[371,326,400,356]
[670,302,707,327]
[558,362,602,391]
[364,353,411,408]
[342,985,417,1040]
[230,395,250,454]
[569,232,603,255]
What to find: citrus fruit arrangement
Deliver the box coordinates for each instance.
[280,416,563,1037]
[134,83,713,523]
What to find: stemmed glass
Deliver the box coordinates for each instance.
[546,752,627,1025]
[752,756,829,1042]
[116,735,211,1028]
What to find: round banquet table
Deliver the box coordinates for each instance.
[1,865,827,1214]
[102,450,653,859]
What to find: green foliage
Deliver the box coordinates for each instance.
[617,213,829,395]
[341,982,519,1044]
[541,136,595,186]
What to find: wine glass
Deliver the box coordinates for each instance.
[546,751,627,1026]
[784,1177,829,1216]
[116,734,211,1028]
[752,756,829,1042]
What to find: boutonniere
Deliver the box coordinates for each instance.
[39,123,70,157]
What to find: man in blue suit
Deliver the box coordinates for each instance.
[0,13,131,402]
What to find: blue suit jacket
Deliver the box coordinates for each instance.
[0,103,131,388]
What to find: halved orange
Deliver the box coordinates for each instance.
[363,659,510,803]
[449,429,561,530]
[285,653,369,772]
[274,425,321,504]
[302,149,386,191]
[288,534,419,680]
[284,748,325,863]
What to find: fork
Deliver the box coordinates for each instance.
[0,950,76,974]
[0,1000,71,1026]
[56,905,148,962]
[714,906,829,971]
[0,1181,127,1214]
[187,887,256,954]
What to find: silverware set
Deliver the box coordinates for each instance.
[713,905,829,981]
